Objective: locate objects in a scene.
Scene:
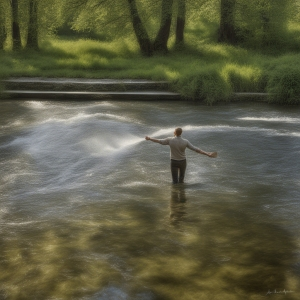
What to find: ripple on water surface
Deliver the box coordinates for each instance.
[0,101,300,299]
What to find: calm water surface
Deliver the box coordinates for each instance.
[0,100,300,299]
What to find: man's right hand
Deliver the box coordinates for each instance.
[208,152,218,158]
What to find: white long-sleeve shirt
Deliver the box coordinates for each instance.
[158,136,199,160]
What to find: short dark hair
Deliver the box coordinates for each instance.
[175,127,182,136]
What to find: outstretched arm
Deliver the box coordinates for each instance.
[145,136,161,144]
[196,149,217,158]
[187,141,217,158]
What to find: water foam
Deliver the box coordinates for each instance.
[238,116,300,123]
[40,112,138,125]
[82,135,144,157]
[23,100,115,111]
[24,101,48,109]
[150,125,247,137]
[150,124,300,138]
[4,221,39,226]
[119,181,158,188]
[1,120,26,130]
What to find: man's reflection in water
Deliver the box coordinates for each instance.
[170,184,187,226]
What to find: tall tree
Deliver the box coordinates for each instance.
[127,0,152,56]
[175,0,186,48]
[152,0,173,53]
[218,0,236,44]
[234,0,294,47]
[0,5,6,49]
[11,0,22,50]
[258,0,290,47]
[68,0,177,56]
[26,0,38,49]
[0,24,5,49]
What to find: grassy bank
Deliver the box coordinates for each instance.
[1,37,300,104]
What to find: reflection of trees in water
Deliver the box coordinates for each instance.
[139,189,299,299]
[189,203,296,296]
[170,184,187,226]
[0,190,299,299]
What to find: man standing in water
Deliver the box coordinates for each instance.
[145,127,217,184]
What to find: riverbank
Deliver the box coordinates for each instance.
[1,77,268,102]
[1,38,300,104]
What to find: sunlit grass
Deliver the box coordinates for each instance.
[221,64,266,93]
[1,33,300,104]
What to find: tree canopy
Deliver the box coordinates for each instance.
[0,0,299,54]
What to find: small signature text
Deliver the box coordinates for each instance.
[266,289,294,296]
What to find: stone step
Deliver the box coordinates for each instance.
[4,90,181,101]
[2,78,270,102]
[3,78,171,92]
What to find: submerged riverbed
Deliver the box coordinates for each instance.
[0,100,300,299]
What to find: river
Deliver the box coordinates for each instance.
[0,100,300,299]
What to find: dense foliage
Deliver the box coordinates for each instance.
[0,0,300,104]
[1,0,299,52]
[267,55,300,104]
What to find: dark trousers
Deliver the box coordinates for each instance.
[171,159,187,184]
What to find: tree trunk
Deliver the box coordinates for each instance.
[27,0,39,49]
[218,0,236,44]
[153,0,173,54]
[0,20,6,49]
[11,0,22,50]
[127,0,152,57]
[175,0,186,48]
[261,11,270,46]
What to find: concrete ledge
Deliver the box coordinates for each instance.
[1,77,270,102]
[3,78,171,92]
[4,90,182,101]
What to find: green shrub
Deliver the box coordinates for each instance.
[0,78,5,99]
[174,66,232,105]
[222,63,267,93]
[267,63,300,104]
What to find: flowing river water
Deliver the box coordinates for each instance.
[0,100,300,300]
